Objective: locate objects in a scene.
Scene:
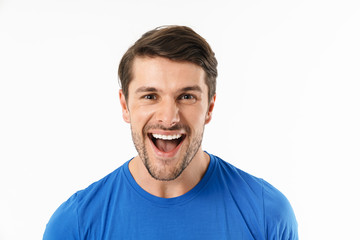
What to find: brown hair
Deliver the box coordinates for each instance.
[118,25,218,101]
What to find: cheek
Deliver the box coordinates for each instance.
[130,106,156,127]
[182,107,208,127]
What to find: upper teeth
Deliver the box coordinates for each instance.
[152,134,182,140]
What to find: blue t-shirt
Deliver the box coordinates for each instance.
[43,153,298,239]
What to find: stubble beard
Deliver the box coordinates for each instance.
[131,123,204,181]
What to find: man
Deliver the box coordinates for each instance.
[43,25,298,239]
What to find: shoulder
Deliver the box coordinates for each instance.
[210,154,298,239]
[43,193,80,239]
[262,180,298,239]
[75,164,125,204]
[43,163,127,239]
[211,154,264,194]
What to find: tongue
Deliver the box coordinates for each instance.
[156,139,178,152]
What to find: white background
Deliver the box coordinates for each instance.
[1,0,359,239]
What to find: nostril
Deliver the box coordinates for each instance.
[155,103,180,125]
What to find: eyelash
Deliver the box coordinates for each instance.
[179,94,195,100]
[142,94,157,100]
[141,93,197,102]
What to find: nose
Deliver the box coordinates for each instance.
[155,98,180,127]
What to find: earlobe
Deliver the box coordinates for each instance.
[205,94,216,124]
[119,90,130,123]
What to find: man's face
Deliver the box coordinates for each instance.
[120,56,215,181]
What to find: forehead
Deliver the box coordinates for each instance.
[129,56,207,92]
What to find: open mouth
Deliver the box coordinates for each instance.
[148,133,186,153]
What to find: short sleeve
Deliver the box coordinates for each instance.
[43,194,80,240]
[262,180,298,240]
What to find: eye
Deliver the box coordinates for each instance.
[178,94,197,103]
[180,94,194,100]
[143,94,157,100]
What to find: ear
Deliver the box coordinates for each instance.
[119,89,130,123]
[205,94,216,124]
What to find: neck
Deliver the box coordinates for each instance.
[128,150,210,198]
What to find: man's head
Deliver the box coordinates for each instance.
[118,25,217,102]
[118,26,218,181]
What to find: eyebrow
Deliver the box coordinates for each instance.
[135,85,203,94]
[180,85,203,93]
[135,86,158,93]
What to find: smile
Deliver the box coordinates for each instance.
[148,133,186,156]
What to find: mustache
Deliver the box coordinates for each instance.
[143,123,190,134]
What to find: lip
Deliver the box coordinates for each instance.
[147,133,186,158]
[148,130,186,135]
